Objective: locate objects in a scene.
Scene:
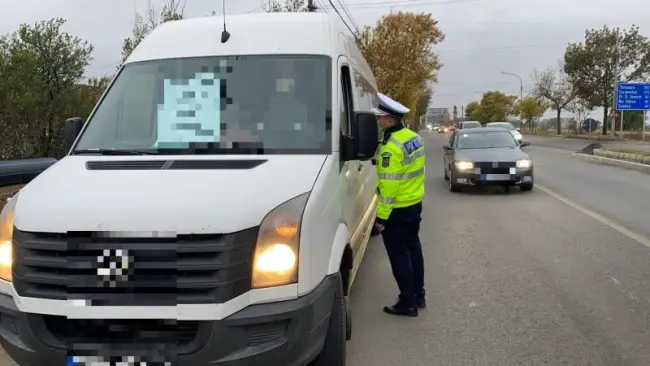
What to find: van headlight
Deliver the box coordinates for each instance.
[516,159,532,168]
[252,192,309,289]
[454,161,474,170]
[0,193,18,282]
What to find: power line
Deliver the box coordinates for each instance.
[327,0,361,40]
[337,0,361,32]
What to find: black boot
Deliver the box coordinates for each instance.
[416,295,427,309]
[383,298,418,317]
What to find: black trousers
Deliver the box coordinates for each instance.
[381,202,425,307]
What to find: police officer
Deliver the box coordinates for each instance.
[372,93,426,317]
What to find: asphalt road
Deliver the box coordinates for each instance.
[2,133,650,365]
[346,132,650,366]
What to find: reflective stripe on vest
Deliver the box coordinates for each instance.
[379,196,396,204]
[378,166,425,180]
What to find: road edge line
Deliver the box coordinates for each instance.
[571,152,650,174]
[536,183,650,250]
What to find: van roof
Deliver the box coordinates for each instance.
[126,12,342,64]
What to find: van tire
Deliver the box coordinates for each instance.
[310,273,347,366]
[345,295,352,340]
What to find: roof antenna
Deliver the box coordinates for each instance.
[220,0,230,43]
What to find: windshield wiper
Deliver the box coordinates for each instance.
[73,149,159,155]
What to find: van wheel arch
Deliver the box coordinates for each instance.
[339,244,353,296]
[339,244,353,341]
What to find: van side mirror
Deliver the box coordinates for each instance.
[64,117,84,153]
[344,112,379,161]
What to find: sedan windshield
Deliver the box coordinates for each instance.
[74,55,332,155]
[462,122,481,128]
[486,122,515,130]
[457,131,518,149]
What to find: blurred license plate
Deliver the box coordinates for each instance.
[479,174,510,181]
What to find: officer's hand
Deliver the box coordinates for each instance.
[374,223,385,233]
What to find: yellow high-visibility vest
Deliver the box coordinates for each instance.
[376,127,426,220]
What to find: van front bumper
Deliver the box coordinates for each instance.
[0,275,337,366]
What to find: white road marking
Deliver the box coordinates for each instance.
[536,183,650,250]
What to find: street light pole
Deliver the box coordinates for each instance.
[501,71,523,100]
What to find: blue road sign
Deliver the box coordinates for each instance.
[615,82,650,110]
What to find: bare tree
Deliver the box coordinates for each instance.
[532,62,579,134]
[567,98,592,134]
[120,0,185,63]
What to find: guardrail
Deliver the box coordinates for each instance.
[0,158,57,188]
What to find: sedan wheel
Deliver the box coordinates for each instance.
[448,173,460,193]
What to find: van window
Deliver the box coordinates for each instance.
[340,66,354,136]
[352,68,376,111]
[75,55,332,155]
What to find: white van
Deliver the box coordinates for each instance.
[0,12,380,366]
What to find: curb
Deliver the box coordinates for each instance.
[572,152,650,174]
[593,148,650,164]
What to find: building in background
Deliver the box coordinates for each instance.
[425,107,449,126]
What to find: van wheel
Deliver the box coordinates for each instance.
[345,295,352,340]
[310,273,347,366]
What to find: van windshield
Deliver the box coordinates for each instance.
[74,55,332,155]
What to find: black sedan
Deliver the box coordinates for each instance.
[443,127,533,192]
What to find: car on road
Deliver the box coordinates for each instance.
[458,121,482,130]
[443,127,533,192]
[485,122,522,143]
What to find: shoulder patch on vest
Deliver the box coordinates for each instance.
[381,152,391,168]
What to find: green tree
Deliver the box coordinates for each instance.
[357,12,444,114]
[564,25,650,135]
[465,101,480,119]
[476,91,517,123]
[532,63,578,135]
[514,96,549,133]
[622,111,644,131]
[0,18,94,159]
[121,0,185,64]
[265,0,309,12]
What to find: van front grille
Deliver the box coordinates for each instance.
[12,228,258,305]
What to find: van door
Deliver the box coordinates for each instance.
[351,71,377,230]
[339,60,361,247]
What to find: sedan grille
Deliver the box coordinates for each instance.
[474,162,515,175]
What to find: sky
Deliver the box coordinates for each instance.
[1,0,648,120]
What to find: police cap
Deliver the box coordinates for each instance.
[372,93,410,119]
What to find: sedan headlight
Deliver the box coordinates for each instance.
[252,192,309,289]
[0,193,17,282]
[454,161,474,170]
[516,159,532,168]
[514,134,522,140]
